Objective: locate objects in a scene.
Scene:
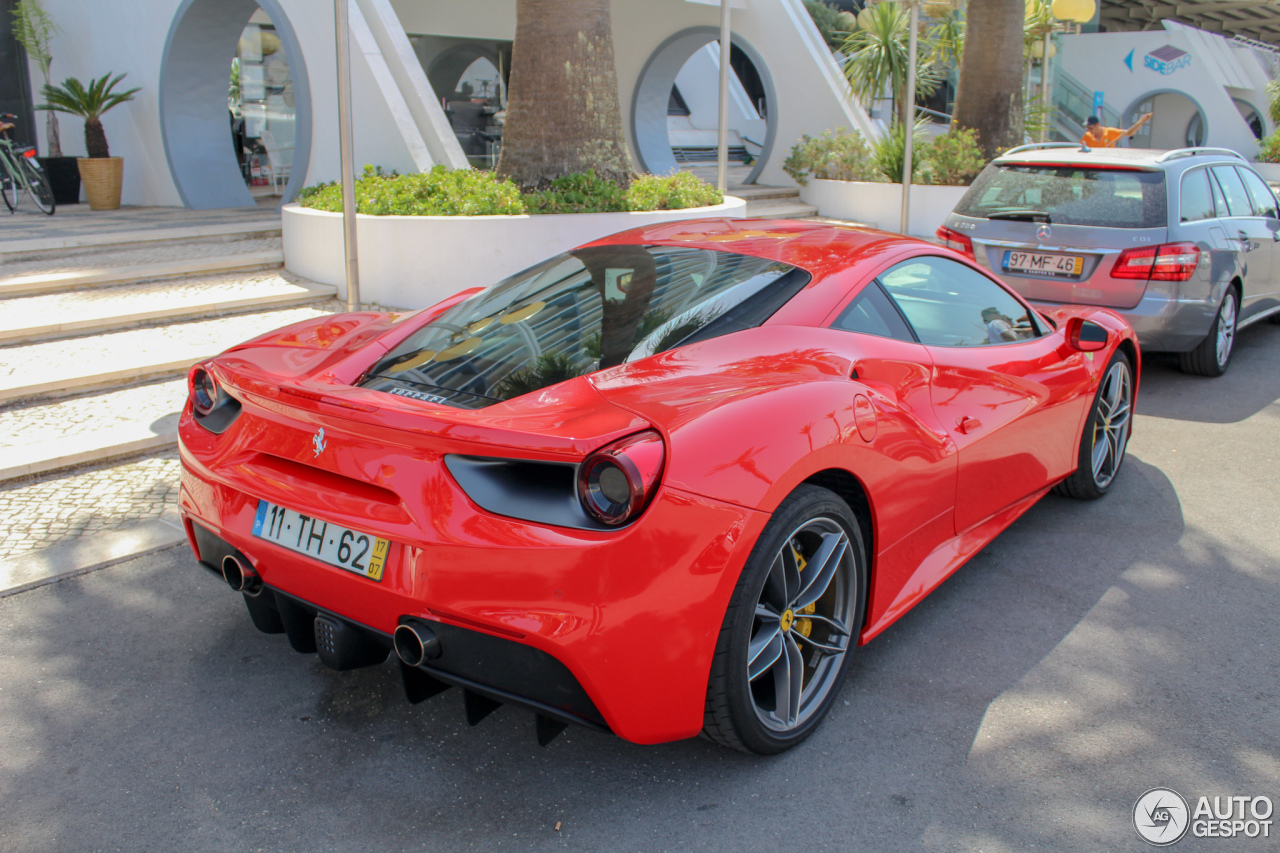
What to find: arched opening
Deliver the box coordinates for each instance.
[1233,98,1265,140]
[160,0,310,209]
[410,37,511,169]
[633,28,777,185]
[665,43,768,172]
[1125,91,1206,150]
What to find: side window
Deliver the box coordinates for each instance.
[1238,167,1279,219]
[1208,169,1229,216]
[832,282,916,342]
[1211,166,1252,217]
[877,256,1041,347]
[1179,168,1216,222]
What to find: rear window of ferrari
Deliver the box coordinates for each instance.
[956,164,1167,228]
[362,245,809,409]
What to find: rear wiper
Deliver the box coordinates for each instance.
[988,210,1052,223]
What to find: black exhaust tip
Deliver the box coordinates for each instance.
[222,555,262,595]
[394,619,442,667]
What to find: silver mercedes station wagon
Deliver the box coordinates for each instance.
[938,144,1280,376]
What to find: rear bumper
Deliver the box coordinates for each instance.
[178,443,766,745]
[1033,284,1217,353]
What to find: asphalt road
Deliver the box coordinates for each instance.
[3,323,1279,853]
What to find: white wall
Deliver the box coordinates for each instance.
[26,0,872,206]
[1058,30,1262,158]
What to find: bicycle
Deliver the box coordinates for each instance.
[0,113,56,215]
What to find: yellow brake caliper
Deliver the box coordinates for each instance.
[791,545,816,640]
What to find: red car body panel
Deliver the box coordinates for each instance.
[178,219,1140,745]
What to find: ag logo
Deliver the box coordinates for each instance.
[312,427,327,457]
[1134,788,1190,845]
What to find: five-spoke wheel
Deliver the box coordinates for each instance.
[1055,350,1134,500]
[704,485,866,754]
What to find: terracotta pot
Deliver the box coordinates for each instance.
[77,157,124,210]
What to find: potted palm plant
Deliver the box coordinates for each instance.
[38,73,139,210]
[11,0,79,204]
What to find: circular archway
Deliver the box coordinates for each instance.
[1124,91,1207,150]
[632,28,776,185]
[160,0,311,209]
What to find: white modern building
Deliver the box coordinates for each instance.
[1054,21,1276,157]
[5,0,876,209]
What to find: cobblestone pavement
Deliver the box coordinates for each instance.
[0,451,181,560]
[0,268,323,334]
[0,379,185,449]
[1,237,282,278]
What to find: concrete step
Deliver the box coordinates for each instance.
[0,304,337,406]
[0,250,286,299]
[0,270,335,345]
[0,218,282,258]
[0,379,185,482]
[743,199,820,220]
[730,185,803,202]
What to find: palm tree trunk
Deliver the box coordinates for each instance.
[496,0,635,190]
[951,0,1025,157]
[84,118,109,158]
[45,111,61,157]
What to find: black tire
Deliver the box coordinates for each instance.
[1,172,15,212]
[1054,349,1134,500]
[703,484,866,754]
[1178,288,1237,377]
[18,157,54,215]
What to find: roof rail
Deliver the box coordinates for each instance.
[1000,142,1081,157]
[1156,147,1246,164]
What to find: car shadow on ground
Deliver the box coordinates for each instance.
[14,446,1276,853]
[1136,320,1280,424]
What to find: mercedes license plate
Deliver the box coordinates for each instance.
[1003,250,1084,277]
[252,500,388,581]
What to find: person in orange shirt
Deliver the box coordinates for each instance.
[1082,112,1153,148]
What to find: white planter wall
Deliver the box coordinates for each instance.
[800,180,970,238]
[283,198,747,309]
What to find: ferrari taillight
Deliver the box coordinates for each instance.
[936,225,974,259]
[578,430,665,526]
[1111,242,1200,281]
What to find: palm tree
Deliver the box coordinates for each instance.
[11,0,61,156]
[842,2,939,128]
[496,0,635,190]
[951,0,1025,157]
[38,73,140,158]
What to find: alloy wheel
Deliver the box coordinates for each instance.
[1090,359,1133,489]
[747,517,856,732]
[1216,292,1237,370]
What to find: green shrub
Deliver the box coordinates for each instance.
[919,127,986,186]
[1258,130,1280,164]
[299,164,525,215]
[783,128,884,186]
[298,167,721,215]
[626,171,723,210]
[524,171,627,213]
[871,122,928,183]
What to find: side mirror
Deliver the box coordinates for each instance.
[1067,317,1108,352]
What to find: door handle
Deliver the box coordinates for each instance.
[955,416,982,434]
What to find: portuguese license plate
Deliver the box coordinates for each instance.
[252,500,389,581]
[1003,250,1084,277]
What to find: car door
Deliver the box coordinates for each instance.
[1235,166,1280,313]
[875,255,1094,533]
[1211,165,1276,321]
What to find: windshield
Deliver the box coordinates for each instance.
[361,245,808,409]
[956,165,1167,229]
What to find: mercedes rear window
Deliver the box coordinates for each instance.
[955,164,1167,228]
[362,245,809,409]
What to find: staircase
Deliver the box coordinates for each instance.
[0,219,338,483]
[738,184,819,220]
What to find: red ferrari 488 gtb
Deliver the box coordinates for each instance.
[179,219,1138,754]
